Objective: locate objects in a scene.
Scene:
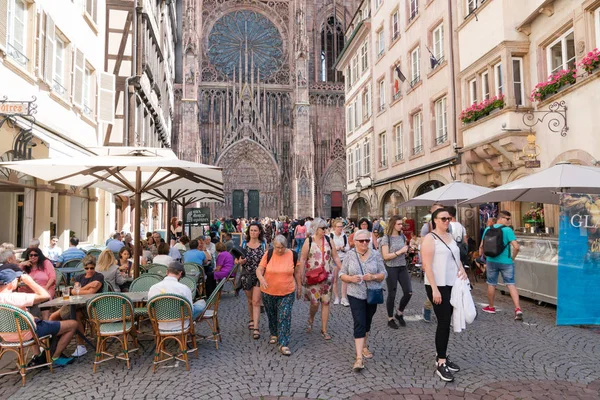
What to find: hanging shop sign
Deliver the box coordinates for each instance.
[184,207,211,225]
[558,193,600,325]
[0,96,37,117]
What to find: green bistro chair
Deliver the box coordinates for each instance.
[62,259,83,269]
[179,276,197,299]
[147,294,197,372]
[129,275,162,326]
[184,263,205,298]
[0,304,53,385]
[147,264,168,277]
[70,269,86,286]
[103,281,115,293]
[86,293,138,372]
[86,249,102,258]
[54,270,66,296]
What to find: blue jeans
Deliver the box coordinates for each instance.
[486,261,515,285]
[192,300,207,319]
[295,238,305,254]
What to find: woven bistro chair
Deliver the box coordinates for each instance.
[179,276,197,299]
[147,294,197,372]
[147,264,168,277]
[0,304,53,385]
[103,281,115,293]
[196,265,237,349]
[86,293,138,372]
[129,274,162,327]
[70,269,86,286]
[184,263,205,298]
[62,259,83,269]
[54,269,66,296]
[86,248,102,258]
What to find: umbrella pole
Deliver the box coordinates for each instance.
[133,167,142,279]
[166,189,172,244]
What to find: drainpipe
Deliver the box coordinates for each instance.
[447,0,460,163]
[124,0,139,146]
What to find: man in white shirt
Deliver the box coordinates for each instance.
[147,262,206,331]
[43,236,62,265]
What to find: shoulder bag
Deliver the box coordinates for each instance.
[354,250,383,304]
[305,237,328,285]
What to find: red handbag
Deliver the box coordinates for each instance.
[305,237,329,285]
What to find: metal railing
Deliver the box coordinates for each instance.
[83,104,93,116]
[53,80,67,96]
[393,91,402,101]
[412,145,423,155]
[432,56,445,69]
[392,31,400,41]
[7,43,29,67]
[395,153,404,162]
[377,49,385,58]
[379,160,388,168]
[410,76,421,88]
[409,8,419,23]
[435,134,448,145]
[378,103,386,112]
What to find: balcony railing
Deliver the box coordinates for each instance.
[409,8,418,23]
[7,43,29,67]
[378,103,386,112]
[395,153,404,162]
[379,159,388,168]
[432,56,445,69]
[435,133,448,145]
[410,76,421,88]
[83,104,93,116]
[53,79,67,96]
[377,49,385,58]
[392,31,400,41]
[412,145,423,155]
[393,91,402,101]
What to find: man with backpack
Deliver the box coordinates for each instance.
[479,210,523,320]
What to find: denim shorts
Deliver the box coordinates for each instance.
[486,261,515,285]
[35,319,61,337]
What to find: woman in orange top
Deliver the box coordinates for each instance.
[256,235,302,356]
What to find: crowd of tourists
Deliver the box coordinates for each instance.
[0,206,522,383]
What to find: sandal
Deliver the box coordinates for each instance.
[306,318,314,333]
[353,357,364,372]
[320,330,332,340]
[362,348,373,359]
[269,336,278,344]
[279,345,292,356]
[247,320,254,330]
[252,329,260,340]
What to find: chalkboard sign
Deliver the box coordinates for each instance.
[184,207,211,225]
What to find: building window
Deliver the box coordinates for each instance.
[354,99,361,127]
[6,0,28,66]
[393,65,401,100]
[547,29,575,74]
[378,79,386,111]
[82,67,93,115]
[362,88,371,119]
[412,112,422,154]
[468,79,477,105]
[361,41,368,72]
[379,132,387,168]
[433,24,444,64]
[377,29,385,58]
[53,37,67,95]
[596,8,600,49]
[410,46,420,86]
[321,16,345,82]
[363,140,371,175]
[494,62,503,96]
[512,57,524,106]
[347,106,353,132]
[376,0,383,9]
[481,71,490,100]
[409,0,418,22]
[394,124,403,161]
[435,97,448,145]
[355,146,361,178]
[85,0,97,23]
[348,151,354,181]
[392,11,400,41]
[466,0,477,14]
[352,56,359,84]
[346,66,352,90]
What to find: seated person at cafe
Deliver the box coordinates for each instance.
[153,242,174,266]
[0,249,21,272]
[50,255,104,358]
[106,232,125,253]
[43,236,62,265]
[175,235,189,252]
[147,262,206,330]
[0,269,77,366]
[183,239,212,266]
[56,238,86,267]
[223,233,234,252]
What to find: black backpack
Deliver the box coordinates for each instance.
[308,235,332,250]
[482,226,508,258]
[266,249,298,265]
[330,233,347,248]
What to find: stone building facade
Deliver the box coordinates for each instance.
[173,0,360,219]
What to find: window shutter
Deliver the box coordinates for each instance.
[73,48,85,108]
[0,0,7,51]
[98,72,115,124]
[44,14,55,85]
[36,10,46,80]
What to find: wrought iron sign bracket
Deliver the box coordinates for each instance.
[0,96,38,160]
[516,101,568,137]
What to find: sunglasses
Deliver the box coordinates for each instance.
[356,239,371,243]
[29,254,39,257]
[84,266,95,270]
[437,217,452,222]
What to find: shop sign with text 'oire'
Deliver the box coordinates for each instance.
[0,101,31,116]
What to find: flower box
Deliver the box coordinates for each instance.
[460,95,505,124]
[530,69,576,102]
[578,48,600,75]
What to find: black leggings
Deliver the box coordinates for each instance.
[425,285,453,359]
[385,266,413,317]
[347,295,378,339]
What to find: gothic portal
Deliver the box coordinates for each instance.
[174,0,358,218]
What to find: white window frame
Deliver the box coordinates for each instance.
[413,112,422,154]
[352,56,359,84]
[376,0,383,9]
[394,124,403,161]
[546,28,575,74]
[7,0,28,66]
[378,79,385,111]
[348,151,354,182]
[346,66,352,90]
[512,57,524,106]
[379,132,387,168]
[435,97,447,144]
[361,41,368,73]
[347,105,353,132]
[433,24,444,61]
[54,36,66,92]
[481,71,490,100]
[83,66,92,112]
[363,140,371,175]
[595,8,600,50]
[409,0,418,21]
[355,146,361,179]
[466,0,477,14]
[494,62,503,96]
[468,78,477,105]
[411,46,420,83]
[85,0,97,23]
[354,99,361,127]
[377,30,385,57]
[392,11,400,41]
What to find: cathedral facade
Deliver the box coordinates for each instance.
[173,0,358,218]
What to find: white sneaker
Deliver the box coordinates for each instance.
[71,345,87,357]
[333,298,340,305]
[341,298,350,307]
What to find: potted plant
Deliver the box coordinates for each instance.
[460,94,505,124]
[578,48,600,75]
[530,68,576,102]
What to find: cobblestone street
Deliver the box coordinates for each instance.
[3,278,600,400]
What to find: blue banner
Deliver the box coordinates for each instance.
[558,193,600,325]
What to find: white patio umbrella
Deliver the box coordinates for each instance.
[399,181,491,207]
[461,162,600,207]
[0,147,224,277]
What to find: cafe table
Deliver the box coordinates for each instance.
[39,292,148,347]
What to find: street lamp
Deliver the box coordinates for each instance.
[355,179,362,194]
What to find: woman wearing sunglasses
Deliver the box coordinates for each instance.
[339,229,386,372]
[421,207,468,382]
[19,248,56,319]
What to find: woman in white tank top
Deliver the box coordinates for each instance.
[420,207,467,383]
